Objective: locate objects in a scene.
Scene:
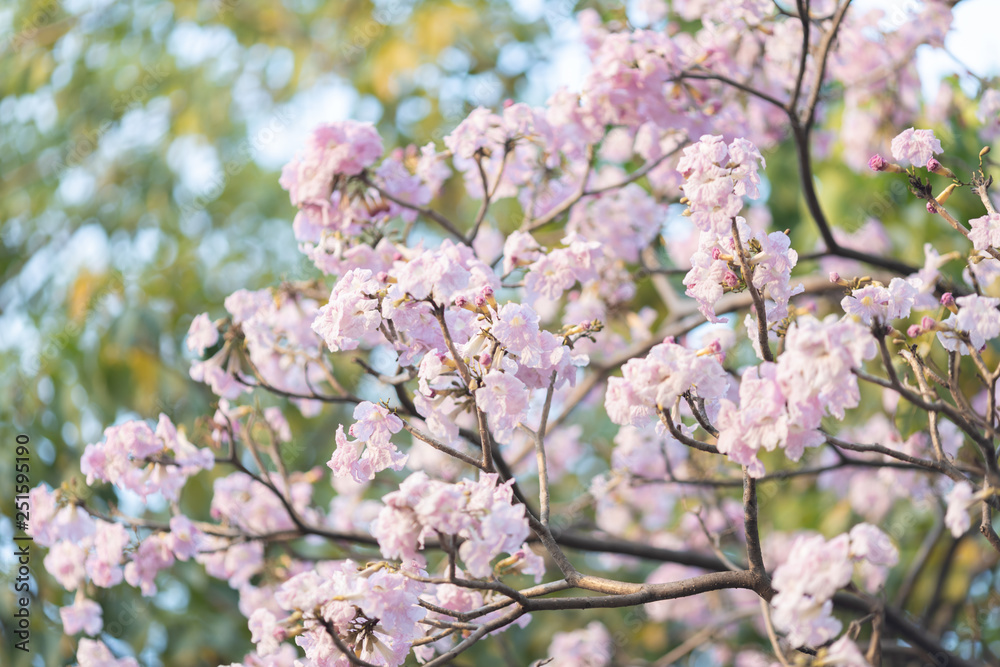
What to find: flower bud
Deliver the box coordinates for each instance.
[482,285,498,310]
[941,292,957,314]
[906,323,924,338]
[933,183,959,205]
[868,154,905,174]
[926,158,957,179]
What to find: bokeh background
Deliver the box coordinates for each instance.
[2,0,1000,665]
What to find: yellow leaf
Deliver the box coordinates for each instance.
[370,41,420,99]
[412,3,477,56]
[128,348,161,415]
[67,269,102,322]
[174,108,202,136]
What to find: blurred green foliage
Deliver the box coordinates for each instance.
[2,0,999,665]
[0,0,562,663]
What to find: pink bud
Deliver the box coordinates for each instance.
[907,324,923,337]
[454,295,468,307]
[722,270,739,288]
[711,247,723,260]
[868,154,889,172]
[940,292,954,307]
[829,271,840,283]
[376,271,389,283]
[393,252,404,261]
[926,201,937,214]
[474,294,487,307]
[927,158,942,172]
[707,340,722,354]
[479,351,492,367]
[921,315,936,330]
[482,285,495,298]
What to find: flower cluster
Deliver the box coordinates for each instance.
[716,316,875,476]
[80,415,214,501]
[840,277,916,326]
[605,337,729,428]
[328,402,407,483]
[678,135,766,238]
[250,560,426,666]
[372,472,540,580]
[771,524,898,648]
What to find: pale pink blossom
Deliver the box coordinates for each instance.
[945,481,974,537]
[60,596,103,636]
[969,212,1000,251]
[312,268,382,352]
[890,127,942,168]
[545,621,613,667]
[824,636,871,666]
[476,371,530,438]
[186,313,219,356]
[74,639,140,667]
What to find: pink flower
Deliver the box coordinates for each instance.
[124,533,175,596]
[546,621,613,667]
[74,639,139,667]
[969,212,1000,251]
[491,303,542,358]
[938,294,1000,354]
[280,121,383,207]
[44,541,88,591]
[849,523,898,591]
[186,313,219,356]
[677,135,765,237]
[771,533,853,647]
[86,520,129,587]
[60,596,103,636]
[841,284,891,324]
[338,403,408,482]
[374,473,529,579]
[823,635,871,666]
[263,406,292,442]
[351,402,404,445]
[416,142,452,194]
[945,481,974,537]
[249,608,284,656]
[167,515,203,561]
[605,338,729,428]
[327,424,362,479]
[312,268,382,352]
[476,371,530,438]
[890,127,942,168]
